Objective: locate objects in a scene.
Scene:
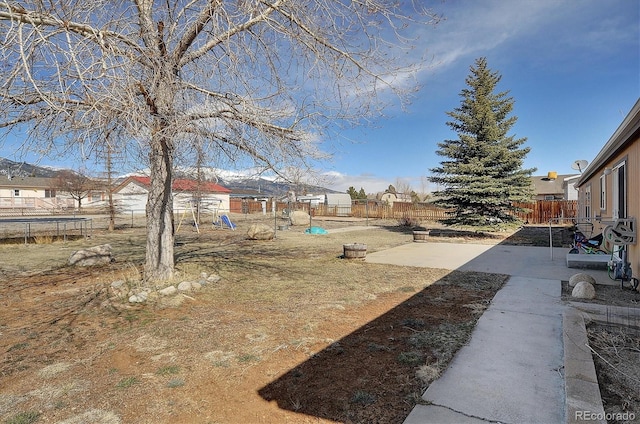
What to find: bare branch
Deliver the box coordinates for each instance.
[0,0,439,279]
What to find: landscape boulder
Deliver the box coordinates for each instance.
[159,285,177,296]
[569,272,596,288]
[571,281,596,299]
[129,291,148,303]
[247,223,275,240]
[69,244,114,266]
[289,210,310,226]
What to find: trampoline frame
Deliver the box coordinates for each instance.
[0,216,93,244]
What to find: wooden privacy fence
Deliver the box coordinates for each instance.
[513,200,577,224]
[348,202,450,220]
[229,198,577,224]
[348,201,577,223]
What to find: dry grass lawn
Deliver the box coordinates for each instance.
[6,216,630,423]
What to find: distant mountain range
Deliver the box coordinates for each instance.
[0,158,63,178]
[0,157,339,196]
[173,168,339,196]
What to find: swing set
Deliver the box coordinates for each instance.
[176,198,234,233]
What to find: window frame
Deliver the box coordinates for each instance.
[584,184,592,220]
[599,174,606,211]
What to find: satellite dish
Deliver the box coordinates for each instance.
[571,160,588,172]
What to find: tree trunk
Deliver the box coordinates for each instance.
[106,143,115,232]
[144,134,175,282]
[108,190,115,232]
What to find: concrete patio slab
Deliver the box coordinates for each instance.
[366,242,611,282]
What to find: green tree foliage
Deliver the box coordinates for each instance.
[347,186,367,199]
[429,57,535,226]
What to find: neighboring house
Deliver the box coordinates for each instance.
[563,175,580,201]
[113,176,232,214]
[379,191,412,205]
[84,189,108,208]
[531,173,579,200]
[575,99,639,271]
[229,188,268,200]
[0,175,75,210]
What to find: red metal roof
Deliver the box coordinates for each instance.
[126,176,231,193]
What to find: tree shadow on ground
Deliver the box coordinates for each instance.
[258,271,507,423]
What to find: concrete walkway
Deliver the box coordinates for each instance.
[405,276,565,423]
[365,241,611,424]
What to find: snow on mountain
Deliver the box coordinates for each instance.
[0,158,339,196]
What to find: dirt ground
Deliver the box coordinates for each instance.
[564,282,640,423]
[587,323,640,424]
[0,218,638,423]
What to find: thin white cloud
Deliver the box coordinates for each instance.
[415,0,558,72]
[320,171,387,194]
[411,0,637,78]
[322,171,440,196]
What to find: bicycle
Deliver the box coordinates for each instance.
[603,221,639,291]
[568,230,608,255]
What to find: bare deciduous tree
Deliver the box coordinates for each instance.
[55,170,95,211]
[0,1,439,281]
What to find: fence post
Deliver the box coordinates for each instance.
[365,200,369,226]
[549,220,553,260]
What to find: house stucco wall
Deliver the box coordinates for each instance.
[576,101,640,282]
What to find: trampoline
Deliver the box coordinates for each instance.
[0,216,92,244]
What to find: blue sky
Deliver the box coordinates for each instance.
[1,0,638,195]
[325,0,640,193]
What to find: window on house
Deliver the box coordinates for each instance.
[45,189,56,198]
[613,161,627,219]
[544,195,555,201]
[584,185,591,219]
[13,189,20,197]
[599,175,606,210]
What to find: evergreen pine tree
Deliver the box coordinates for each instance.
[346,186,358,199]
[429,57,536,226]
